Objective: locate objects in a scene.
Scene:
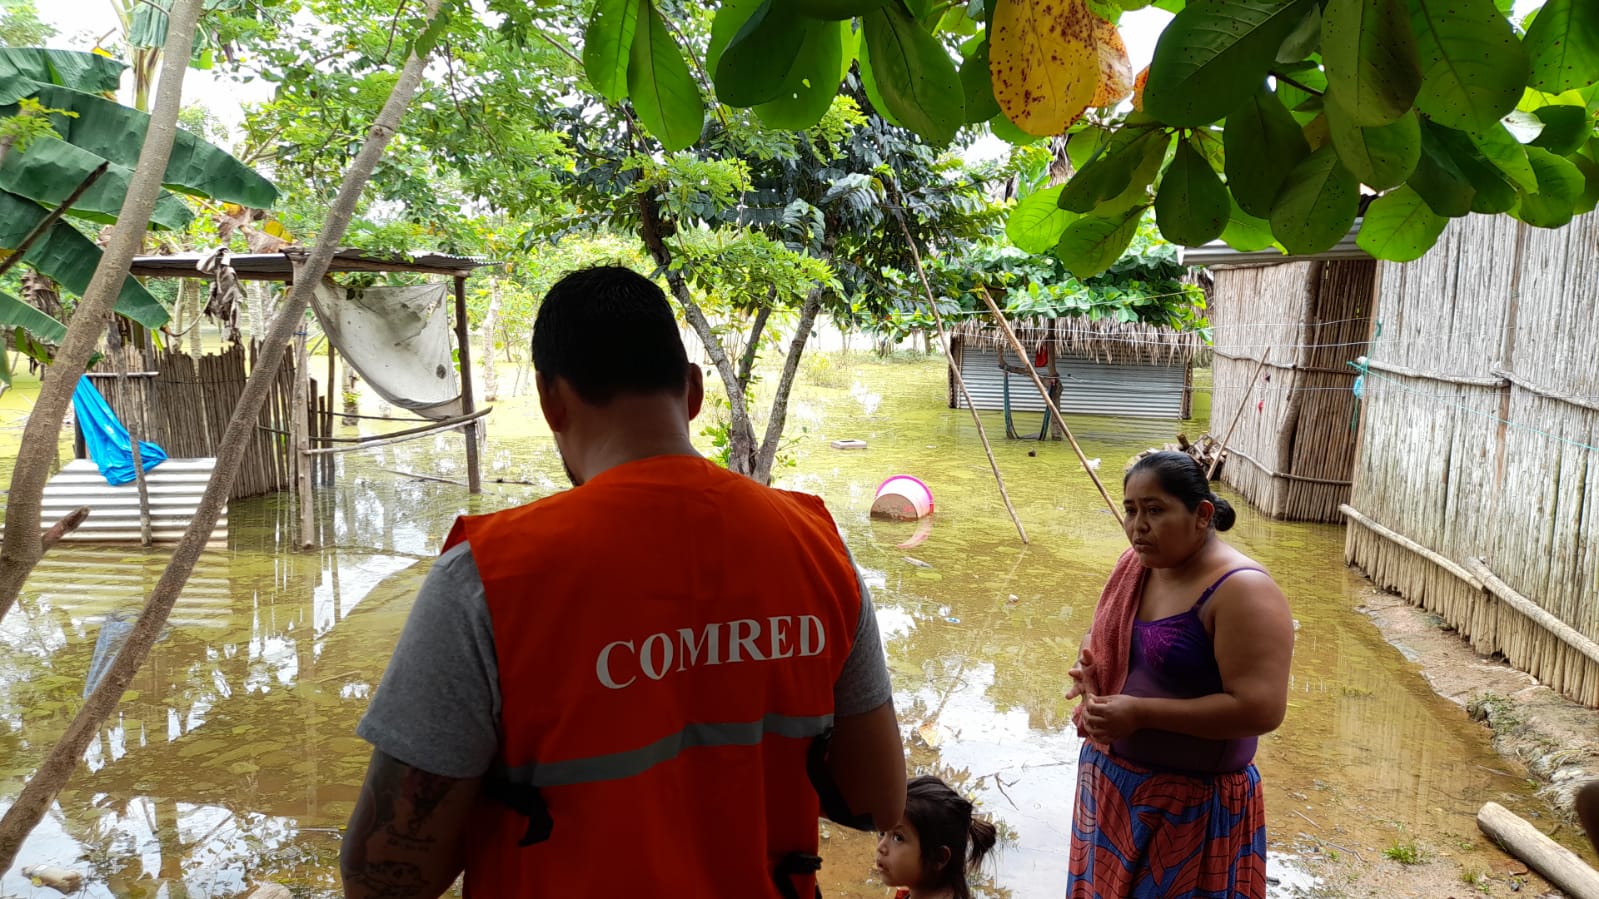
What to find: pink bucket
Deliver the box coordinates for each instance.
[871,475,934,521]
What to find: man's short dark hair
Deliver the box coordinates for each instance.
[531,266,690,406]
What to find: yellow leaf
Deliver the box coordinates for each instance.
[990,0,1101,136]
[1131,65,1150,112]
[1088,16,1133,108]
[92,46,115,58]
[263,220,290,239]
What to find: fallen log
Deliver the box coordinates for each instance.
[1477,801,1599,899]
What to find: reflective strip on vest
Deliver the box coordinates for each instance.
[498,712,835,789]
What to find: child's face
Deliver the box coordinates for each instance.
[875,818,924,887]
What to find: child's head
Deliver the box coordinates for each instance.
[875,776,998,898]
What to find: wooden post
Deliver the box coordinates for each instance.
[1208,349,1271,481]
[1477,802,1599,899]
[291,307,315,550]
[978,287,1124,527]
[454,274,481,495]
[325,340,336,485]
[110,325,153,546]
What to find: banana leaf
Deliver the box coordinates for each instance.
[0,191,167,329]
[0,137,193,230]
[0,289,66,344]
[0,49,125,104]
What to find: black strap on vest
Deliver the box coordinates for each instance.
[485,778,554,846]
[773,852,823,899]
[806,728,875,832]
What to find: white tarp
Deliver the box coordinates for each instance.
[310,282,463,420]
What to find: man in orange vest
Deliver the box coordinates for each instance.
[341,265,905,897]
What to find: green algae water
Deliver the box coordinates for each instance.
[0,354,1583,897]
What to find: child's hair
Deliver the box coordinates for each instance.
[903,775,998,899]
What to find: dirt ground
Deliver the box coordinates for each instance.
[1284,586,1599,898]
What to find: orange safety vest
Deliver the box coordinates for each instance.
[441,455,863,897]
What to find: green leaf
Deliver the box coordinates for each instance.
[795,0,889,15]
[861,3,965,144]
[1225,83,1312,216]
[0,192,166,328]
[1515,146,1584,227]
[0,138,193,231]
[1326,96,1420,189]
[1143,0,1314,127]
[1322,0,1421,125]
[627,3,705,152]
[583,0,643,102]
[1410,121,1477,215]
[707,0,759,76]
[1007,185,1079,252]
[1269,145,1359,253]
[0,49,125,104]
[1220,195,1279,250]
[1409,0,1528,133]
[1066,127,1109,169]
[1529,104,1591,156]
[960,38,1003,123]
[1276,3,1322,62]
[1428,123,1519,212]
[1054,205,1148,277]
[34,85,277,208]
[1467,123,1538,191]
[0,290,66,346]
[1059,126,1170,212]
[1572,153,1599,213]
[714,0,806,107]
[1155,138,1231,245]
[1356,185,1446,260]
[755,19,850,130]
[1523,0,1599,93]
[988,111,1041,144]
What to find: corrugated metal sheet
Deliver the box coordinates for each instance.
[954,346,1188,419]
[41,458,227,544]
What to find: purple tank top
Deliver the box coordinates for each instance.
[1110,568,1261,774]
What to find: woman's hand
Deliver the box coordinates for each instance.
[1082,694,1143,743]
[1066,647,1097,701]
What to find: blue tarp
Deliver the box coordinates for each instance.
[73,377,167,486]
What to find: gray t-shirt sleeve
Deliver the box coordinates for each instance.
[834,554,893,717]
[356,542,501,779]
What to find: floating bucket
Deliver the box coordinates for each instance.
[871,475,934,521]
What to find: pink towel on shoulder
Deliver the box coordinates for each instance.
[1072,548,1147,740]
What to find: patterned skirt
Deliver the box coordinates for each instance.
[1066,742,1267,899]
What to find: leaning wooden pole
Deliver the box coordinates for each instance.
[453,274,481,495]
[978,287,1124,527]
[894,218,1027,545]
[0,2,442,869]
[1208,348,1271,480]
[1478,802,1599,899]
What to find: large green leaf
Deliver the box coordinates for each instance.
[1574,143,1599,213]
[960,38,1003,123]
[1220,196,1279,250]
[0,48,125,104]
[988,110,1040,144]
[1225,83,1311,216]
[1008,185,1078,252]
[1326,97,1420,189]
[129,0,172,50]
[1409,0,1527,133]
[795,0,890,17]
[1054,204,1148,277]
[1059,126,1170,212]
[1428,123,1519,212]
[1411,121,1477,215]
[1269,145,1359,253]
[1276,3,1322,62]
[1467,122,1539,191]
[583,0,643,103]
[0,290,66,345]
[755,19,850,130]
[0,192,166,328]
[1322,0,1421,125]
[626,3,705,152]
[1515,146,1584,227]
[0,137,193,231]
[1155,138,1231,245]
[1523,0,1599,93]
[1357,185,1446,260]
[861,3,964,144]
[33,85,277,208]
[1143,0,1313,127]
[1529,104,1591,156]
[715,0,806,107]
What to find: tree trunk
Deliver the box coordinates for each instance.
[636,192,757,476]
[736,301,772,395]
[0,0,202,629]
[0,0,442,869]
[753,288,824,485]
[482,281,500,403]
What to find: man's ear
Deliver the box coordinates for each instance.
[537,373,568,433]
[685,364,704,421]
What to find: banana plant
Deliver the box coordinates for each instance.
[0,47,277,381]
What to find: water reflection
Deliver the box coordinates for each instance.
[0,355,1585,897]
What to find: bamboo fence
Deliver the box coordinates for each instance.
[951,316,1205,367]
[1347,211,1599,707]
[88,342,298,502]
[1209,259,1375,522]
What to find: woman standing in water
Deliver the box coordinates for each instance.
[1065,451,1294,898]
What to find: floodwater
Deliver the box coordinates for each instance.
[0,354,1585,898]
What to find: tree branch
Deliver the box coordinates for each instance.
[0,163,109,281]
[753,286,824,485]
